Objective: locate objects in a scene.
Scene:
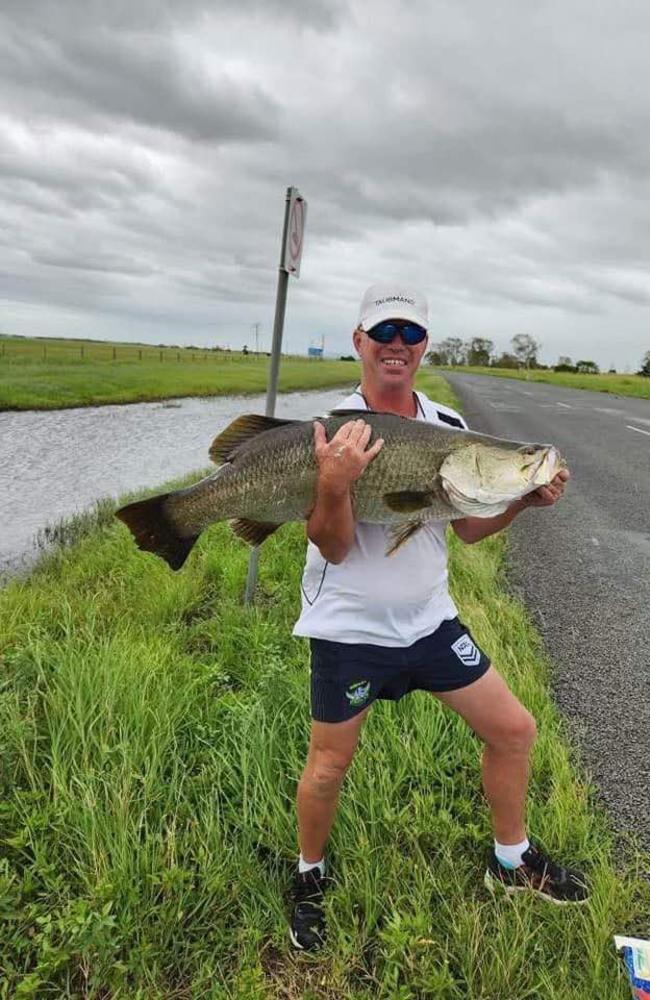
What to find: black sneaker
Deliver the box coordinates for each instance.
[289,867,329,951]
[484,842,589,905]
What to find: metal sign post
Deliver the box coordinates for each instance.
[244,186,307,604]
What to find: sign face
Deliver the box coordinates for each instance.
[282,188,307,278]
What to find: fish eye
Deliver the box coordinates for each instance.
[520,446,538,456]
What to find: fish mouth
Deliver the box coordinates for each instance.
[529,445,560,485]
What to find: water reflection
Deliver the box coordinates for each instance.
[0,387,353,573]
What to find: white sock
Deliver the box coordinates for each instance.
[494,838,530,870]
[299,854,325,876]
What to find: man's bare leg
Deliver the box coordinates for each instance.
[297,707,370,863]
[434,667,536,844]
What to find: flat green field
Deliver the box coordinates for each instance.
[0,336,358,410]
[439,365,650,399]
[1,374,646,997]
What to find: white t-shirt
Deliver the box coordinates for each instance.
[292,389,469,647]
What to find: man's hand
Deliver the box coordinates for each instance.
[313,418,384,494]
[518,468,570,509]
[306,420,383,564]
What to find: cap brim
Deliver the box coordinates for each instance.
[360,305,427,331]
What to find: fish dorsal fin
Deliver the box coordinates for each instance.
[230,519,280,546]
[384,490,435,512]
[385,520,424,555]
[209,414,295,464]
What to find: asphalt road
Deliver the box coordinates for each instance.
[445,373,650,846]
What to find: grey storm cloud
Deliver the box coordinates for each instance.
[0,0,649,368]
[0,24,279,144]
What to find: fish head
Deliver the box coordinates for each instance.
[440,438,564,516]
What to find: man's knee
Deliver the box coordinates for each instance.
[301,749,354,798]
[488,707,537,754]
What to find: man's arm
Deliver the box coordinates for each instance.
[451,469,570,545]
[307,418,383,564]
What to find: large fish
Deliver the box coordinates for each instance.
[115,410,564,570]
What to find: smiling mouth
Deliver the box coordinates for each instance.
[381,358,408,367]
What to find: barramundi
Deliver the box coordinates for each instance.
[115,410,563,569]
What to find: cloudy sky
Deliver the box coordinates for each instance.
[1,0,649,369]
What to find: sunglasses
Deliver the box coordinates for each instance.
[365,321,428,346]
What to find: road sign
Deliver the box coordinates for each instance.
[282,188,307,277]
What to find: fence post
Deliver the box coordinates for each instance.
[160,351,163,362]
[139,349,142,361]
[112,347,116,360]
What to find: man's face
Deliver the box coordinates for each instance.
[353,322,428,390]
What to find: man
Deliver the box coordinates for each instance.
[289,284,587,951]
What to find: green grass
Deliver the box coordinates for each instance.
[0,375,647,997]
[0,336,359,410]
[435,365,650,400]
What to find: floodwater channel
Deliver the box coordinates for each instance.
[0,386,354,576]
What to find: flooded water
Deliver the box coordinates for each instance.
[0,386,354,575]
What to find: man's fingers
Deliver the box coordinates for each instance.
[313,421,327,449]
[332,420,357,443]
[357,422,373,449]
[365,437,384,460]
[347,418,369,446]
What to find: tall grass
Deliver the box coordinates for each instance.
[1,377,647,997]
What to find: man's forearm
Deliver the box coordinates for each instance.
[307,481,356,563]
[453,499,526,544]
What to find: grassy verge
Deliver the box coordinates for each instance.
[1,376,646,997]
[0,339,359,410]
[434,365,650,400]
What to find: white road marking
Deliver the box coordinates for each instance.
[591,537,600,546]
[556,402,572,408]
[627,424,650,437]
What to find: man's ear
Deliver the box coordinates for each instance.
[352,327,363,353]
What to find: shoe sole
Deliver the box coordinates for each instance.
[484,869,589,906]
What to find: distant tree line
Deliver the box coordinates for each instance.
[426,336,650,376]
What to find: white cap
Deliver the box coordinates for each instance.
[358,283,428,332]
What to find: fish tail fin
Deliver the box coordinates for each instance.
[115,493,199,570]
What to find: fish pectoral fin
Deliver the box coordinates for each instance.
[385,520,424,556]
[230,519,281,546]
[383,490,434,512]
[209,414,296,464]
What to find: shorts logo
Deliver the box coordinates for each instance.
[345,680,371,707]
[451,634,480,667]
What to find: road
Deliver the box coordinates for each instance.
[445,373,650,846]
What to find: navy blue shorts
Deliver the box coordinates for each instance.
[310,617,491,723]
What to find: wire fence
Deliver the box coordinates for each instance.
[0,341,269,364]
